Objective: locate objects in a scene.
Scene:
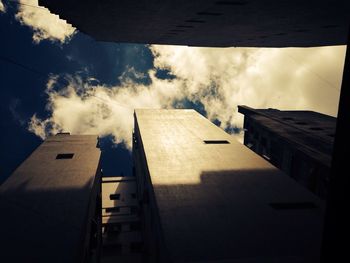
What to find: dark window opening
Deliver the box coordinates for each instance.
[143,190,149,204]
[110,194,120,200]
[56,153,74,159]
[56,132,70,135]
[270,202,318,210]
[322,24,339,28]
[130,242,144,253]
[103,244,122,253]
[204,140,230,144]
[197,11,222,16]
[131,193,136,199]
[108,224,122,233]
[130,222,141,231]
[130,206,138,214]
[106,207,120,213]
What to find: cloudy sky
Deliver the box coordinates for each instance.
[0,0,346,183]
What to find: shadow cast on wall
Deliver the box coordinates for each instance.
[0,178,96,263]
[152,169,324,262]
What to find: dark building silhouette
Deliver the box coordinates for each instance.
[133,109,324,262]
[0,133,102,263]
[238,105,336,199]
[39,0,350,47]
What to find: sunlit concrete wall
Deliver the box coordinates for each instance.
[134,109,324,263]
[0,134,101,263]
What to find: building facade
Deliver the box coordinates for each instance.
[39,0,350,47]
[133,109,324,262]
[0,133,102,263]
[238,105,336,199]
[101,176,143,262]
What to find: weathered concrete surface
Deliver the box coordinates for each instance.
[238,105,336,198]
[135,109,324,262]
[0,134,101,263]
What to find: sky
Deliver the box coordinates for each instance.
[0,0,347,183]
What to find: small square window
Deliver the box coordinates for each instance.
[106,207,120,213]
[110,194,120,200]
[204,140,230,144]
[131,193,136,199]
[130,242,143,253]
[56,153,74,159]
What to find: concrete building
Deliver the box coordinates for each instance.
[0,133,102,263]
[101,176,143,262]
[133,109,325,262]
[20,1,350,260]
[39,0,350,47]
[238,105,336,199]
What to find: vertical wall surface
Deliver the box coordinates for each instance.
[0,134,101,263]
[39,0,350,47]
[134,109,325,263]
[238,106,335,198]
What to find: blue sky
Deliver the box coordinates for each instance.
[0,1,346,183]
[0,2,149,181]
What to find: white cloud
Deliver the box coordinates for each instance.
[15,0,75,43]
[151,45,345,128]
[28,71,185,147]
[0,0,5,13]
[118,66,147,82]
[28,45,346,148]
